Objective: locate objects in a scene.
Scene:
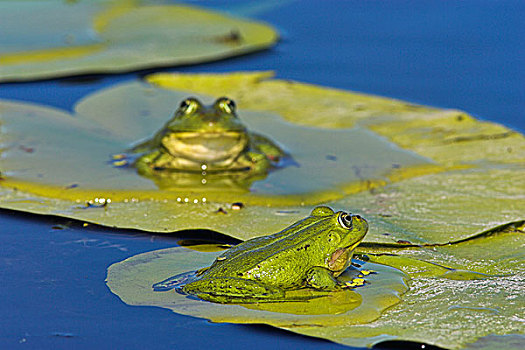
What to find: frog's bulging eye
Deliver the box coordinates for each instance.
[179,98,200,115]
[216,97,236,114]
[338,213,353,229]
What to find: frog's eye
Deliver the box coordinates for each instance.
[338,213,353,229]
[179,98,200,115]
[216,97,236,114]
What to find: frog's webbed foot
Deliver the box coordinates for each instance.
[152,271,198,292]
[110,153,132,168]
[182,277,285,304]
[111,148,163,175]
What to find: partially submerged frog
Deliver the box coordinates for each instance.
[131,97,287,175]
[166,206,368,303]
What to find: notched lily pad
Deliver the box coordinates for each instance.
[0,0,278,81]
[106,246,408,327]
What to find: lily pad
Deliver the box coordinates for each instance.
[0,0,278,81]
[0,72,525,245]
[0,72,523,246]
[146,72,525,166]
[106,224,525,349]
[0,78,438,238]
[106,245,408,328]
[326,226,525,349]
[335,166,525,244]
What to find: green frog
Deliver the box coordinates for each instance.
[131,97,287,175]
[174,206,368,303]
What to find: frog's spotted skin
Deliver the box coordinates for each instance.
[129,97,287,176]
[174,206,369,304]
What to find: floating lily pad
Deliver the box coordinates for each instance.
[335,166,525,244]
[146,72,525,166]
[0,79,439,239]
[0,73,525,244]
[0,0,278,81]
[106,245,408,328]
[358,221,525,277]
[1,71,523,348]
[107,224,525,349]
[0,72,523,246]
[323,227,525,349]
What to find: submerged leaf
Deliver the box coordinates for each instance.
[0,1,278,81]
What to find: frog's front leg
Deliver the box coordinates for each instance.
[237,151,271,174]
[304,266,340,290]
[182,277,284,303]
[134,150,160,175]
[135,150,176,174]
[250,132,287,161]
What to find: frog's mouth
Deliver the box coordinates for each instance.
[163,132,249,164]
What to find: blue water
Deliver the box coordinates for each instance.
[0,1,523,349]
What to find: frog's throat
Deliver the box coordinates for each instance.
[328,241,362,270]
[163,131,249,162]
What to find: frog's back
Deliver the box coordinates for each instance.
[203,216,332,286]
[216,215,327,263]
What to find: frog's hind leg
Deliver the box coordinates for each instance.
[182,277,284,304]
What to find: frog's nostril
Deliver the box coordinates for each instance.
[354,214,362,220]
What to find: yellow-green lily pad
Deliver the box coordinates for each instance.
[0,0,278,81]
[107,225,525,349]
[332,226,525,349]
[0,72,523,246]
[147,72,525,166]
[335,166,525,244]
[106,245,408,329]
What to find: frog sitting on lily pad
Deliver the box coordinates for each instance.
[153,206,370,304]
[119,97,289,188]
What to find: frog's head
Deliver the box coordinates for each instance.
[309,206,369,274]
[160,97,249,163]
